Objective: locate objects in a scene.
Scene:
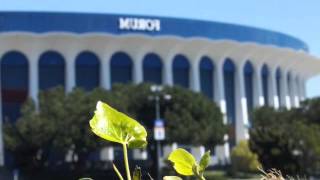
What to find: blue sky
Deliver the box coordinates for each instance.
[1,0,320,97]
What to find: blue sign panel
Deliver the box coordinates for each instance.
[154,118,164,127]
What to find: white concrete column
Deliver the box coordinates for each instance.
[0,52,4,166]
[294,76,300,107]
[100,53,112,90]
[289,75,296,108]
[191,146,205,161]
[270,69,279,109]
[214,60,230,165]
[100,146,114,161]
[190,60,200,92]
[285,75,292,109]
[133,54,143,84]
[300,78,306,101]
[235,65,249,143]
[297,77,303,101]
[280,71,291,109]
[65,52,77,93]
[215,63,227,124]
[28,53,40,104]
[253,65,265,107]
[163,55,173,86]
[133,149,148,160]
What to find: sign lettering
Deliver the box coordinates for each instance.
[119,17,161,32]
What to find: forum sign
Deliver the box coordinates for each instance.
[118,17,161,32]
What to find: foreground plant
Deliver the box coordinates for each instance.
[84,101,212,180]
[167,148,211,180]
[89,101,147,180]
[259,168,285,180]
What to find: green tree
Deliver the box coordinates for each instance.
[165,86,226,147]
[4,87,67,171]
[299,98,320,124]
[4,87,121,174]
[112,83,226,148]
[249,105,320,176]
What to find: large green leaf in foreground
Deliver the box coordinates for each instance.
[168,148,197,176]
[89,101,147,148]
[168,148,211,178]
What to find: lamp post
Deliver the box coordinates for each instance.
[149,85,171,180]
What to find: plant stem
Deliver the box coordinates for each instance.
[123,143,131,180]
[113,163,124,180]
[196,173,206,180]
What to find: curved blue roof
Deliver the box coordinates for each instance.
[0,12,308,51]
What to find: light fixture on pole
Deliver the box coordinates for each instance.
[149,85,171,180]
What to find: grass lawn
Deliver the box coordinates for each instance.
[204,170,261,180]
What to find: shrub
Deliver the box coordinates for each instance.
[230,140,260,175]
[250,105,320,176]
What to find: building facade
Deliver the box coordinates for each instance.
[0,12,319,165]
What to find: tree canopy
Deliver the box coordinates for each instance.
[112,83,226,148]
[249,100,320,176]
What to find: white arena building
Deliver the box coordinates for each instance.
[0,11,319,165]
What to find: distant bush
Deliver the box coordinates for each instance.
[230,140,261,175]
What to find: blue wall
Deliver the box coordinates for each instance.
[261,64,269,106]
[223,58,236,146]
[76,51,100,91]
[1,51,29,122]
[276,68,282,105]
[173,55,190,88]
[244,61,254,122]
[39,51,65,90]
[110,52,133,85]
[200,57,214,99]
[143,53,162,84]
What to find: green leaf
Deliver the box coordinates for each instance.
[133,166,142,180]
[128,139,147,149]
[89,101,147,147]
[163,176,182,180]
[199,150,211,171]
[168,148,197,176]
